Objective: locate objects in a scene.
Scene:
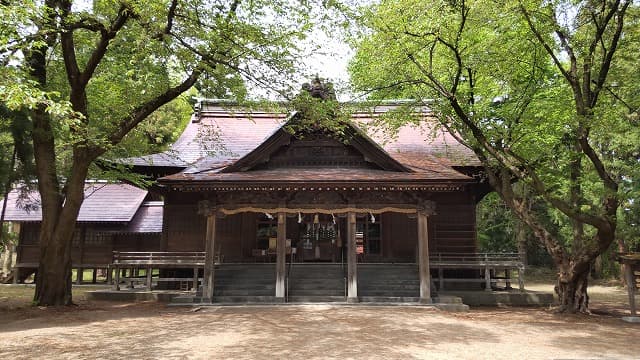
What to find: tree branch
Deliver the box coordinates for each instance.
[518,2,582,102]
[591,0,629,107]
[105,70,201,149]
[59,0,82,90]
[79,4,130,87]
[152,0,179,40]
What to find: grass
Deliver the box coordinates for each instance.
[0,284,110,309]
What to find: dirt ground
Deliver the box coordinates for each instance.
[0,283,638,360]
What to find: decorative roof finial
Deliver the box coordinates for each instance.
[301,75,336,101]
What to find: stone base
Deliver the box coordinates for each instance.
[622,316,640,323]
[87,289,184,302]
[347,297,359,304]
[440,290,554,307]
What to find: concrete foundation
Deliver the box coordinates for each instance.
[440,290,554,307]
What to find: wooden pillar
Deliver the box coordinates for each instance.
[417,210,431,303]
[275,212,286,300]
[146,266,153,291]
[484,265,492,292]
[203,213,217,302]
[92,268,97,284]
[347,212,358,303]
[192,267,199,291]
[106,267,112,284]
[114,266,120,290]
[75,268,83,285]
[76,226,86,285]
[625,262,637,317]
[484,254,492,292]
[517,267,525,292]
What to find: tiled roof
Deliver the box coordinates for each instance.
[3,183,148,223]
[123,201,163,233]
[163,166,471,183]
[123,110,287,168]
[126,102,480,172]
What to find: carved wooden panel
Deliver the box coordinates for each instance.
[256,138,376,169]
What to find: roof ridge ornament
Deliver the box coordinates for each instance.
[301,75,336,101]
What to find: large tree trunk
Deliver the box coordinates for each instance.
[35,229,73,305]
[33,158,89,306]
[556,265,590,313]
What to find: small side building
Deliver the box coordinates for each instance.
[4,183,162,283]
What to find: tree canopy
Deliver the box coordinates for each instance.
[0,0,320,305]
[350,0,640,312]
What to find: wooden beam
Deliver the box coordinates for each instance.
[203,214,217,302]
[347,211,358,303]
[275,212,286,300]
[417,211,431,303]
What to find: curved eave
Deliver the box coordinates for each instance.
[159,177,476,193]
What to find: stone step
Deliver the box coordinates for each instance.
[432,296,463,304]
[358,296,421,303]
[288,284,345,291]
[215,284,275,290]
[216,275,276,280]
[359,283,420,289]
[214,289,275,296]
[287,295,346,303]
[359,291,419,297]
[213,296,281,303]
[168,295,198,304]
[433,303,470,312]
[215,279,276,284]
[289,290,345,296]
[288,275,344,280]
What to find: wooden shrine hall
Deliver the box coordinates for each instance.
[6,81,528,304]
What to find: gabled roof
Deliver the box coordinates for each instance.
[221,112,411,173]
[4,183,148,223]
[123,201,163,233]
[134,100,482,185]
[125,101,480,173]
[121,109,287,168]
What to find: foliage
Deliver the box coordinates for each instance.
[350,0,639,312]
[477,193,517,253]
[285,79,352,142]
[0,0,323,305]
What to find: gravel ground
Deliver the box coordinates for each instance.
[0,297,638,360]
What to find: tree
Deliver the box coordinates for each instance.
[0,105,34,253]
[0,0,314,305]
[350,0,639,312]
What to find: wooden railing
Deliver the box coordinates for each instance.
[111,251,205,291]
[112,251,206,266]
[430,252,525,291]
